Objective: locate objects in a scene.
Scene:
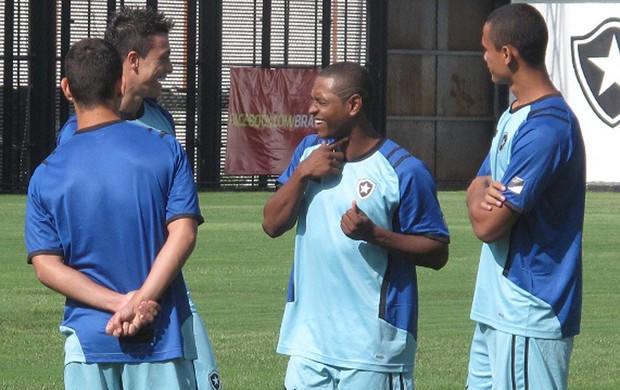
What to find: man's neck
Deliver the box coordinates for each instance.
[75,105,120,130]
[509,67,559,109]
[343,121,381,161]
[119,94,144,118]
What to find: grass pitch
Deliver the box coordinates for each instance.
[0,191,618,389]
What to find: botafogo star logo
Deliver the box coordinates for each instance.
[572,18,620,128]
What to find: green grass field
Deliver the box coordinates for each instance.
[0,191,618,389]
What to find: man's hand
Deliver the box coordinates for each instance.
[137,299,161,325]
[297,138,349,180]
[105,291,161,338]
[467,176,506,211]
[467,176,519,243]
[341,200,375,241]
[481,180,507,210]
[263,137,349,238]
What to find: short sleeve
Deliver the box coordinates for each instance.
[25,169,64,262]
[501,121,570,213]
[166,140,204,225]
[397,158,450,242]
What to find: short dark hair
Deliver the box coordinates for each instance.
[65,38,122,108]
[105,7,174,58]
[319,61,374,118]
[486,3,548,67]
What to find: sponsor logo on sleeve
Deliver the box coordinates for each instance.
[507,176,525,195]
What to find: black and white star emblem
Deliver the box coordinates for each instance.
[209,370,221,390]
[357,179,376,199]
[498,132,508,152]
[572,18,620,128]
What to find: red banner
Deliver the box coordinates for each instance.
[225,67,319,175]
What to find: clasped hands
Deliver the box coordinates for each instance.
[105,291,161,338]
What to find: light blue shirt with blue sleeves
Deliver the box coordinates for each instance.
[56,99,175,146]
[276,135,450,373]
[471,95,585,339]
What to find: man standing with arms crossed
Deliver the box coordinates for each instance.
[466,4,586,389]
[26,37,203,389]
[263,62,450,389]
[56,7,221,389]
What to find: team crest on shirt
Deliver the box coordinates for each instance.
[498,132,508,152]
[507,176,525,195]
[209,370,221,389]
[572,18,620,128]
[357,179,376,199]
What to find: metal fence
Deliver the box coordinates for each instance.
[0,0,372,192]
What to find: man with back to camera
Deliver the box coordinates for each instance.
[56,7,221,389]
[26,37,204,389]
[263,61,450,389]
[466,4,585,389]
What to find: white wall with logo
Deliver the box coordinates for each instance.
[516,1,620,183]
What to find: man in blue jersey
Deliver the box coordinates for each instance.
[57,7,175,145]
[25,38,203,389]
[465,4,585,389]
[55,8,221,389]
[263,62,450,389]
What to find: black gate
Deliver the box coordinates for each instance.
[0,0,377,192]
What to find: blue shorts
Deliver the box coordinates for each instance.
[61,291,221,390]
[285,355,414,390]
[467,323,573,390]
[64,359,196,390]
[188,291,221,390]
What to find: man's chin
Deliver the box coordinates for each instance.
[143,88,161,99]
[316,130,330,139]
[146,81,164,97]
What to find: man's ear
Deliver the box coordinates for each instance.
[503,44,521,72]
[60,77,73,102]
[126,51,140,72]
[347,94,363,117]
[502,44,519,65]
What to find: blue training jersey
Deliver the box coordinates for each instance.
[56,99,175,146]
[276,135,450,372]
[25,120,203,364]
[471,95,585,339]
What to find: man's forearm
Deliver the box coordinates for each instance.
[105,218,196,338]
[262,169,308,238]
[466,176,519,243]
[368,226,449,270]
[134,218,197,302]
[31,255,124,312]
[466,176,491,211]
